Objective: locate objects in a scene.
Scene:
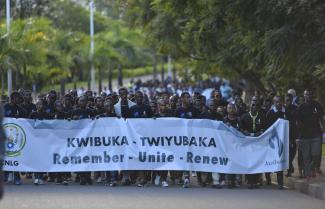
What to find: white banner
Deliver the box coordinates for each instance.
[1,118,289,174]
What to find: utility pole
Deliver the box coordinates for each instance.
[6,0,12,99]
[89,1,95,91]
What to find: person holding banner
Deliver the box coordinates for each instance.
[114,88,135,185]
[0,104,5,199]
[223,103,242,188]
[130,91,153,187]
[3,92,26,185]
[175,92,200,188]
[154,98,174,187]
[265,96,286,189]
[97,100,118,187]
[71,96,94,185]
[30,99,52,185]
[240,96,266,189]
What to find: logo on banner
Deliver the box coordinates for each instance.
[3,123,26,157]
[268,128,284,157]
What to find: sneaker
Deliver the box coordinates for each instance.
[7,173,13,183]
[137,183,144,187]
[38,179,44,185]
[96,177,102,184]
[278,185,284,190]
[213,184,223,189]
[154,176,161,186]
[48,178,55,183]
[110,182,117,187]
[34,179,39,185]
[162,181,169,187]
[14,179,21,185]
[63,181,69,186]
[86,178,93,185]
[122,179,131,186]
[183,178,190,188]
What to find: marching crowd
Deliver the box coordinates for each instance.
[1,78,324,190]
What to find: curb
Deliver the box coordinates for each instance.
[286,177,325,200]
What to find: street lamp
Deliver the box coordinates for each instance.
[89,1,96,91]
[6,0,12,99]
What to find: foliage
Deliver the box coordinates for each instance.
[120,0,325,95]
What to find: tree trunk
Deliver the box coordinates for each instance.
[161,59,165,83]
[153,53,157,80]
[118,64,123,87]
[60,78,66,97]
[1,68,4,96]
[172,62,176,82]
[108,67,113,92]
[98,67,102,93]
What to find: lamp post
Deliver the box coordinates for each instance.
[6,0,12,99]
[89,1,95,91]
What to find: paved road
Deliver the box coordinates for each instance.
[1,181,324,209]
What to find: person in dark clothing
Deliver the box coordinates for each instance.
[130,91,153,187]
[29,99,52,185]
[211,90,228,108]
[4,92,26,119]
[284,94,298,177]
[0,105,5,199]
[153,99,174,187]
[130,91,153,119]
[71,96,93,185]
[96,101,118,187]
[3,92,26,185]
[114,88,135,185]
[175,92,199,188]
[207,99,223,121]
[21,90,36,118]
[223,103,242,188]
[265,96,286,189]
[62,95,74,116]
[52,100,70,185]
[45,90,57,116]
[175,92,199,120]
[114,88,135,119]
[296,90,324,180]
[169,95,179,112]
[240,97,266,189]
[235,97,247,117]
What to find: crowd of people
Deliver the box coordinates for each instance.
[1,78,324,190]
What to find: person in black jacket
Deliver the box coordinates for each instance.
[296,89,324,180]
[130,91,153,187]
[265,96,286,189]
[240,97,266,189]
[3,92,26,185]
[71,96,93,185]
[175,92,199,188]
[223,103,242,188]
[30,99,52,185]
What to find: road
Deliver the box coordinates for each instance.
[1,181,324,209]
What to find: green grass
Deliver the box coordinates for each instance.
[322,143,325,157]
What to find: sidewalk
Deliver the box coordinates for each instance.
[278,157,325,200]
